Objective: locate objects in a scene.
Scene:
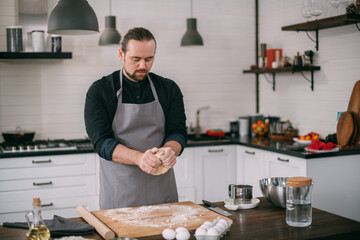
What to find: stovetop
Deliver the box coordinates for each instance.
[0,139,93,154]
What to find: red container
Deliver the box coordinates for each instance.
[266,49,282,69]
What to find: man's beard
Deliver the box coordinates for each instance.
[124,67,148,82]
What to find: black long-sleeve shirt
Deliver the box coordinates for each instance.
[84,70,187,160]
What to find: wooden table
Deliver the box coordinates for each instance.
[1,198,359,240]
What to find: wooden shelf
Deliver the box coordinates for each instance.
[243,66,321,91]
[0,52,72,59]
[282,14,360,31]
[281,14,360,51]
[243,66,320,73]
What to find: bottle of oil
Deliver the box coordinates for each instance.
[25,197,50,240]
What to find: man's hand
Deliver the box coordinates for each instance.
[136,149,162,174]
[155,147,177,169]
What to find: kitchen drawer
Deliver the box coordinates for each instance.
[264,151,307,177]
[0,195,99,224]
[0,175,97,203]
[0,153,96,180]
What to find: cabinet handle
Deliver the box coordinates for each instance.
[277,157,289,162]
[32,159,52,164]
[33,181,53,186]
[41,202,53,207]
[208,149,224,153]
[245,150,255,155]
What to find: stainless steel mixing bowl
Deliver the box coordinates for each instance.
[259,177,288,208]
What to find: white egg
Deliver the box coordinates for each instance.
[213,225,223,234]
[219,219,229,227]
[203,221,213,226]
[175,227,189,234]
[176,230,190,240]
[195,227,207,236]
[200,224,210,230]
[162,228,176,240]
[216,222,228,231]
[206,227,219,236]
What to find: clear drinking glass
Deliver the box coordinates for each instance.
[302,0,313,19]
[329,0,341,15]
[311,0,323,18]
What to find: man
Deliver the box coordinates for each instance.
[84,27,187,210]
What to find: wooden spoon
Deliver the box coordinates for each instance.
[336,111,354,147]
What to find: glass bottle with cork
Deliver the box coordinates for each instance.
[25,197,50,240]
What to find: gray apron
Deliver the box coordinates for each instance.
[99,70,178,210]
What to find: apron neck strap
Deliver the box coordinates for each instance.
[117,69,158,101]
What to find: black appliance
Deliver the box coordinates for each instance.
[0,139,93,154]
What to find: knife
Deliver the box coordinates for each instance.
[202,200,232,216]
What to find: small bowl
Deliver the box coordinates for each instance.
[259,177,288,208]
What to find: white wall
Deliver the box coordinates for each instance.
[1,0,359,141]
[258,0,360,137]
[0,0,255,140]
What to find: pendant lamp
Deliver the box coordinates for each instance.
[181,0,203,46]
[47,0,99,35]
[99,0,121,45]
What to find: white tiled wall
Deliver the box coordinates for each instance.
[258,0,360,136]
[0,0,255,140]
[0,0,359,141]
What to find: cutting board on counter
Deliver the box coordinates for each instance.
[337,80,360,150]
[91,201,232,238]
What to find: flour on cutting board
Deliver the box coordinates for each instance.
[102,203,208,228]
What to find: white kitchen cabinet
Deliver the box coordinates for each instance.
[193,145,236,203]
[0,153,98,224]
[236,146,266,197]
[264,151,307,178]
[173,148,195,202]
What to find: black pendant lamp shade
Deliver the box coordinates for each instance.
[47,0,99,35]
[99,16,121,45]
[181,18,203,46]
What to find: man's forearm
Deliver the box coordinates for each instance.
[163,141,182,156]
[111,143,141,165]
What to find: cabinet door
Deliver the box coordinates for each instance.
[236,146,265,197]
[264,151,307,177]
[194,145,236,203]
[173,148,195,202]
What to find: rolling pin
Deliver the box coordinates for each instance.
[76,205,115,240]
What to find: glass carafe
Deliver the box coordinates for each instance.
[25,197,50,240]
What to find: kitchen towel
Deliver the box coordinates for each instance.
[3,215,94,237]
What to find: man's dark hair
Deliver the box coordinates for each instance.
[120,27,156,53]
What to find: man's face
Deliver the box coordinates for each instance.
[118,39,156,82]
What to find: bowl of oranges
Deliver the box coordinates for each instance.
[293,132,319,144]
[252,120,269,136]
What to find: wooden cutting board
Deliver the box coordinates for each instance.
[91,201,232,238]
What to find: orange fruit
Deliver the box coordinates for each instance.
[252,123,257,129]
[257,120,262,125]
[305,135,311,140]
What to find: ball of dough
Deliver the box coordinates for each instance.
[152,150,169,175]
[162,228,176,240]
[152,165,168,175]
[176,230,190,240]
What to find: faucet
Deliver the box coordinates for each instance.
[195,106,210,139]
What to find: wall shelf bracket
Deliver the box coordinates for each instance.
[299,71,314,91]
[262,73,276,91]
[305,30,319,51]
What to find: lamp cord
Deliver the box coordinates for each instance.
[109,0,112,15]
[190,0,193,18]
